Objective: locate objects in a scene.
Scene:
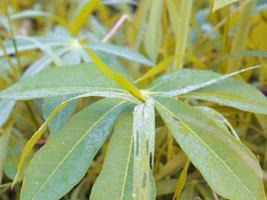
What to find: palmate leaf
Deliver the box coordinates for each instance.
[155,97,265,200]
[0,63,132,100]
[148,67,267,114]
[90,111,134,200]
[20,98,128,200]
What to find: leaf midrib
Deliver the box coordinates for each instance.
[32,100,126,200]
[156,101,256,200]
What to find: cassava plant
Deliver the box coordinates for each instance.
[0,47,267,200]
[1,0,267,199]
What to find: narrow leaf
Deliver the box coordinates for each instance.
[133,98,155,200]
[196,106,240,140]
[13,91,137,186]
[69,0,100,35]
[144,0,162,62]
[0,63,131,100]
[86,48,145,101]
[155,97,265,200]
[20,98,128,200]
[90,111,134,200]
[148,67,267,114]
[88,43,154,66]
[172,159,190,200]
[135,55,176,83]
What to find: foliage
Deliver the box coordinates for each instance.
[1,0,267,200]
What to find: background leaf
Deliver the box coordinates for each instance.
[213,0,239,12]
[0,132,9,183]
[88,42,154,66]
[0,100,15,127]
[144,0,162,62]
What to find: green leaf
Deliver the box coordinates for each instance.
[212,0,239,12]
[0,100,15,127]
[133,98,155,200]
[0,63,131,100]
[69,0,100,35]
[148,67,267,114]
[88,43,154,66]
[4,134,26,181]
[135,55,176,83]
[155,97,266,200]
[20,98,128,200]
[90,111,133,200]
[195,106,240,140]
[144,0,162,62]
[172,159,190,200]
[43,96,77,135]
[13,91,137,186]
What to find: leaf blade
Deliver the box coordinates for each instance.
[90,111,133,200]
[149,67,267,114]
[0,63,131,100]
[20,98,128,200]
[155,97,265,200]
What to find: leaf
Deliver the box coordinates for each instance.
[180,185,195,200]
[155,97,266,200]
[212,0,239,12]
[90,111,134,200]
[4,134,26,181]
[0,36,69,57]
[20,98,128,200]
[23,47,70,77]
[133,98,155,200]
[144,0,162,62]
[86,48,145,101]
[88,42,154,66]
[195,106,240,140]
[148,67,267,114]
[69,0,100,35]
[43,96,77,135]
[0,132,9,183]
[13,91,137,186]
[135,55,176,83]
[172,159,190,200]
[0,100,15,127]
[173,0,193,69]
[11,10,66,25]
[0,63,132,100]
[166,0,179,35]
